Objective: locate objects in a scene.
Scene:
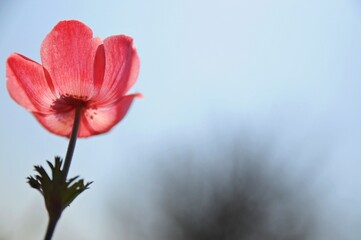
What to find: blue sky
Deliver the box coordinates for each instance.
[1,0,361,239]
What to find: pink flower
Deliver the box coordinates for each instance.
[6,20,141,138]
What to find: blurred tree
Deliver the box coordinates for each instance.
[160,155,314,240]
[107,138,317,240]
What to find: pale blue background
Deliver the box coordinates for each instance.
[1,0,361,239]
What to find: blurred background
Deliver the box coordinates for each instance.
[1,0,361,239]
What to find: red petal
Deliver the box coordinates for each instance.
[32,94,141,138]
[94,35,140,105]
[6,53,56,113]
[40,20,103,99]
[80,93,142,137]
[33,109,75,137]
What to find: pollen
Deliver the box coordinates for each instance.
[51,94,89,110]
[85,107,98,121]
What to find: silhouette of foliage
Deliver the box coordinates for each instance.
[108,138,317,240]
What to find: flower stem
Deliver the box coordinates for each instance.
[62,106,82,180]
[43,107,82,240]
[44,217,59,240]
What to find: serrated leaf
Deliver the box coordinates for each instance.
[28,156,93,219]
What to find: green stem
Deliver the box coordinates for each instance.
[62,106,82,180]
[43,107,82,240]
[44,217,59,240]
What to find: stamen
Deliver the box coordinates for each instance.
[51,94,89,110]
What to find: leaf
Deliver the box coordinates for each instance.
[27,156,92,219]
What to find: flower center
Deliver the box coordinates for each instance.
[51,94,88,111]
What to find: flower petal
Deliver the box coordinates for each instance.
[94,35,140,105]
[80,93,142,137]
[6,53,56,113]
[40,20,103,99]
[33,109,75,137]
[32,94,141,138]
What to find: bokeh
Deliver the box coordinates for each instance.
[106,137,319,240]
[1,0,361,239]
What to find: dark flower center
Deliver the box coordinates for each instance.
[51,94,89,111]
